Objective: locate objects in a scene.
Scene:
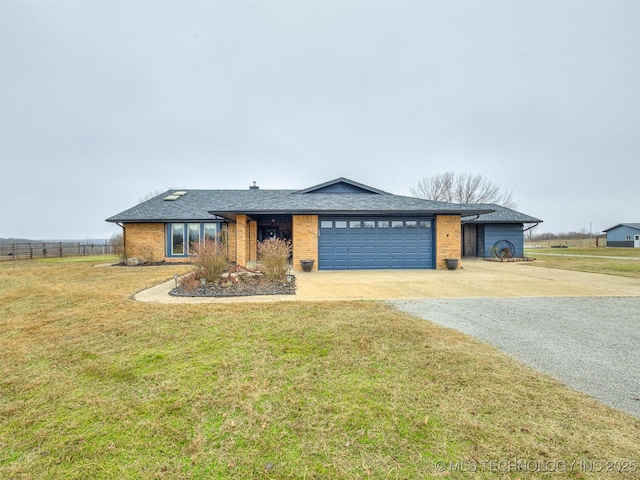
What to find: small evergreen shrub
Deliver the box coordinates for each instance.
[257,238,291,281]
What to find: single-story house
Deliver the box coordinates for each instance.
[602,223,640,248]
[106,177,539,270]
[461,204,542,258]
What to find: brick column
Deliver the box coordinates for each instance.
[248,220,257,262]
[436,215,461,269]
[235,214,247,267]
[292,215,318,271]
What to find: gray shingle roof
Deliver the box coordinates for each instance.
[106,188,494,223]
[462,204,542,224]
[602,223,640,232]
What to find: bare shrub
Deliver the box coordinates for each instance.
[135,245,156,265]
[122,242,136,264]
[257,238,291,281]
[109,233,125,259]
[179,271,201,290]
[190,239,229,281]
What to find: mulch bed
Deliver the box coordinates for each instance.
[170,275,296,297]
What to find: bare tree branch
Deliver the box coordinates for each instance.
[411,171,519,208]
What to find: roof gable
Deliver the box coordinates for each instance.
[602,223,640,232]
[294,177,388,195]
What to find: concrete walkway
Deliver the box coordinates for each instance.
[133,258,640,303]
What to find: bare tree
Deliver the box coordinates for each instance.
[411,172,518,208]
[139,189,166,203]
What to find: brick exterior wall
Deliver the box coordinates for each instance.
[124,223,168,263]
[436,215,461,269]
[226,223,236,262]
[248,220,257,262]
[292,215,318,271]
[123,215,462,270]
[235,214,247,266]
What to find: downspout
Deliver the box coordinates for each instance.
[117,222,125,258]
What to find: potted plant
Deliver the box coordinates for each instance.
[300,259,314,272]
[445,258,459,270]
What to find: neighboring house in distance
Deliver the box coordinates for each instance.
[461,204,542,258]
[106,177,539,270]
[602,223,640,248]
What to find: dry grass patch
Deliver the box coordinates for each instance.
[525,248,640,278]
[0,258,638,479]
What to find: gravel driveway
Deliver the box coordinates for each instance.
[390,297,640,419]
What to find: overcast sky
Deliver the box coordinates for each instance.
[1,0,638,240]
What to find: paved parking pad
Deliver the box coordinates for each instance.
[391,297,640,419]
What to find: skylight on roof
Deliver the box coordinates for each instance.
[164,191,187,201]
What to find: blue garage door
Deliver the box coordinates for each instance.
[318,217,434,270]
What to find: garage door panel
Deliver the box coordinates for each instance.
[362,233,377,242]
[319,217,434,270]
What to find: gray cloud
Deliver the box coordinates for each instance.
[1,0,638,239]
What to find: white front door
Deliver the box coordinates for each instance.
[634,234,640,248]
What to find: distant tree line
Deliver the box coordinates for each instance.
[526,230,602,241]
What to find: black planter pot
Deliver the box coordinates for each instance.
[445,258,459,270]
[300,260,314,272]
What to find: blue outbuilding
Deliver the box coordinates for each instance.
[462,204,542,258]
[602,223,640,248]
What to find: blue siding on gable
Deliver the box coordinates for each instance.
[605,225,640,242]
[482,224,524,258]
[307,183,377,194]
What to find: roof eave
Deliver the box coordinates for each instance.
[209,208,495,218]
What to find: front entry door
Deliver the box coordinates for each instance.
[462,224,477,257]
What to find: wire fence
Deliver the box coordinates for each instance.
[0,242,122,261]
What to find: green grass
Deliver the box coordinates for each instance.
[525,247,640,257]
[524,247,640,278]
[1,258,639,479]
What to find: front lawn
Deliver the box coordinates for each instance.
[0,259,638,479]
[524,247,640,278]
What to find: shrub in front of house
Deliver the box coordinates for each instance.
[134,244,156,265]
[190,239,229,281]
[257,238,291,282]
